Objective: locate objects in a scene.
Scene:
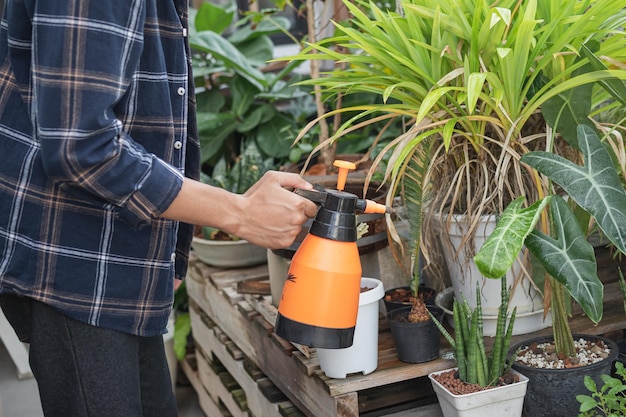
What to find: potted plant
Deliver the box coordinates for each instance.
[475,126,625,416]
[428,277,528,417]
[278,0,626,333]
[386,295,443,364]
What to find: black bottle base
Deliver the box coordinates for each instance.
[274,313,355,349]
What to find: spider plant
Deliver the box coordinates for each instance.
[278,0,626,286]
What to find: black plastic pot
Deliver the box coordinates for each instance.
[387,305,443,363]
[383,286,437,313]
[509,334,619,417]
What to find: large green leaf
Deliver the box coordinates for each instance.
[194,1,235,35]
[474,196,549,279]
[521,125,626,255]
[190,31,267,91]
[228,16,291,43]
[197,112,237,163]
[254,113,297,159]
[525,195,603,323]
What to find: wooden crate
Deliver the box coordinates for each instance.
[186,255,456,417]
[189,297,303,417]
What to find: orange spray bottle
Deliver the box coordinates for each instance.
[275,161,389,348]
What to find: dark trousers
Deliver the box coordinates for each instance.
[1,294,178,417]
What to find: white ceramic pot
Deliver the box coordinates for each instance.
[429,368,528,417]
[440,214,548,335]
[316,277,384,378]
[434,287,551,336]
[191,236,267,269]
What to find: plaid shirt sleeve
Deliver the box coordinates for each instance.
[29,0,183,227]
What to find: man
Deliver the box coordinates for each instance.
[0,1,317,416]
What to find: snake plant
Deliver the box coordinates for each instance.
[431,276,516,387]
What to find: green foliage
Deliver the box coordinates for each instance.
[577,361,626,416]
[403,141,434,296]
[430,277,516,387]
[201,140,274,194]
[285,0,626,159]
[475,126,626,356]
[174,311,191,361]
[173,280,191,362]
[190,1,316,170]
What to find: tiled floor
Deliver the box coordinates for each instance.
[0,341,205,417]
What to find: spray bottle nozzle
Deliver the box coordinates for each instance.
[356,199,394,214]
[295,188,393,214]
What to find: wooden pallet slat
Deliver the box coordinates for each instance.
[189,295,304,417]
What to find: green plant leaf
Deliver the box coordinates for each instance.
[194,1,235,34]
[174,312,191,361]
[228,16,291,44]
[576,395,598,413]
[475,196,550,279]
[190,31,267,91]
[254,112,296,159]
[581,43,626,106]
[521,125,626,255]
[525,195,603,323]
[197,112,237,163]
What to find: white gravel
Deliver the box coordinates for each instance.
[515,338,611,369]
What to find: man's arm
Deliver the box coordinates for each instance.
[162,172,318,250]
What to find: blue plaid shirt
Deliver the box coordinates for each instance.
[0,0,200,336]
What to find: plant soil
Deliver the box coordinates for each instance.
[514,337,612,369]
[432,369,520,395]
[384,287,434,304]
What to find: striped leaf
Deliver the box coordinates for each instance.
[525,195,603,323]
[474,196,549,279]
[521,125,626,255]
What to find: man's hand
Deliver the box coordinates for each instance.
[231,171,319,249]
[162,171,318,250]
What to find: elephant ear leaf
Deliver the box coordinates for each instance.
[525,195,603,324]
[521,125,626,255]
[475,196,549,279]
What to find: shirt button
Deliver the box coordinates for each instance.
[177,87,185,96]
[174,141,183,150]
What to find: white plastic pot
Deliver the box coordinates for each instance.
[316,277,384,378]
[429,368,528,417]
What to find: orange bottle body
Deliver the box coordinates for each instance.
[277,234,362,329]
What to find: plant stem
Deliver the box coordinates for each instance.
[551,277,575,357]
